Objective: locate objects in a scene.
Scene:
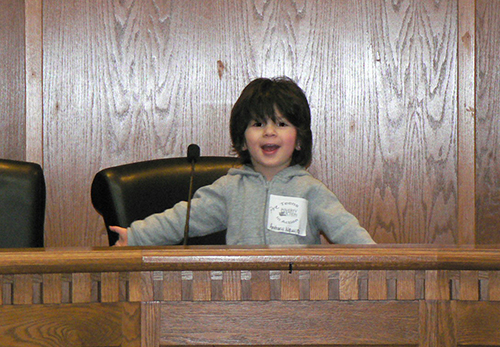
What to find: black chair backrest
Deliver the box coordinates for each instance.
[0,159,45,248]
[91,156,239,246]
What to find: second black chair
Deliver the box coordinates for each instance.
[91,156,239,246]
[0,159,45,248]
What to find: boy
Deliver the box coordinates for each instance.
[111,77,375,246]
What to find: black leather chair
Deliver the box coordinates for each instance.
[91,156,239,246]
[0,159,45,248]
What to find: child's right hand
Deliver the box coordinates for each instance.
[109,226,128,246]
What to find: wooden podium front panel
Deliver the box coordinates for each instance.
[0,302,140,347]
[1,246,500,346]
[156,301,419,346]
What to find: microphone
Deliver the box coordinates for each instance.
[183,144,200,245]
[187,143,200,162]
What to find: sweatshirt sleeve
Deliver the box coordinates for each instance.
[127,176,229,246]
[309,183,376,244]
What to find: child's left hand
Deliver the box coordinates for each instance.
[109,226,128,246]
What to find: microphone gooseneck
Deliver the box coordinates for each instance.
[183,144,200,245]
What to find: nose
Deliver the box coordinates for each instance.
[263,123,277,137]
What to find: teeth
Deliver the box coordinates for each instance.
[262,144,279,151]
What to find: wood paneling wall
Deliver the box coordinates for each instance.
[476,0,500,244]
[1,0,499,247]
[0,0,25,160]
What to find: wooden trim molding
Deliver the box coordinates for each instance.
[1,245,500,274]
[25,0,43,165]
[457,0,476,244]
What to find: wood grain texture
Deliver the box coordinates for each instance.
[37,0,461,247]
[0,0,25,161]
[396,270,416,300]
[72,272,92,303]
[425,270,450,300]
[2,0,497,247]
[25,0,44,164]
[455,301,500,346]
[159,301,419,345]
[457,0,476,244]
[459,270,479,300]
[42,0,241,246]
[101,271,119,302]
[419,301,456,347]
[368,270,387,300]
[42,273,62,304]
[0,303,134,347]
[4,246,500,275]
[306,0,458,244]
[222,270,242,300]
[13,274,32,305]
[476,0,500,244]
[2,247,500,345]
[489,271,500,301]
[362,1,457,243]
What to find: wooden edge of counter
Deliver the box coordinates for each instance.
[1,245,500,274]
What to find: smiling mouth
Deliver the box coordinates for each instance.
[262,144,280,152]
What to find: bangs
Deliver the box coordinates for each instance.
[246,95,281,124]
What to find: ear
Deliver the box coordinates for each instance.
[295,142,301,151]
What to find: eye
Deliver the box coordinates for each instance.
[276,119,290,127]
[250,121,264,127]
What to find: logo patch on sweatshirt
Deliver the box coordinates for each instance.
[267,194,308,236]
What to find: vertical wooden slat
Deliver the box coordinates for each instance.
[141,302,159,347]
[489,271,500,301]
[192,271,211,301]
[101,272,120,303]
[72,273,92,303]
[25,0,43,163]
[152,271,163,301]
[339,270,358,301]
[129,272,154,302]
[397,270,416,300]
[459,270,479,300]
[162,271,182,301]
[280,270,300,301]
[222,270,242,301]
[210,271,223,301]
[270,270,281,300]
[309,270,329,301]
[13,274,33,305]
[250,271,270,301]
[457,0,476,245]
[299,271,310,300]
[475,0,500,244]
[358,271,368,300]
[328,271,340,300]
[181,271,193,301]
[425,270,450,300]
[368,270,387,300]
[42,273,62,304]
[419,300,456,347]
[121,302,141,347]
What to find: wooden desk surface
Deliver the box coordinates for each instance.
[2,244,500,274]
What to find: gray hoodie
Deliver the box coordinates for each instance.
[128,165,375,246]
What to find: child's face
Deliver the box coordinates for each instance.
[243,111,299,181]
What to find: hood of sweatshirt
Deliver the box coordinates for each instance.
[227,164,311,183]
